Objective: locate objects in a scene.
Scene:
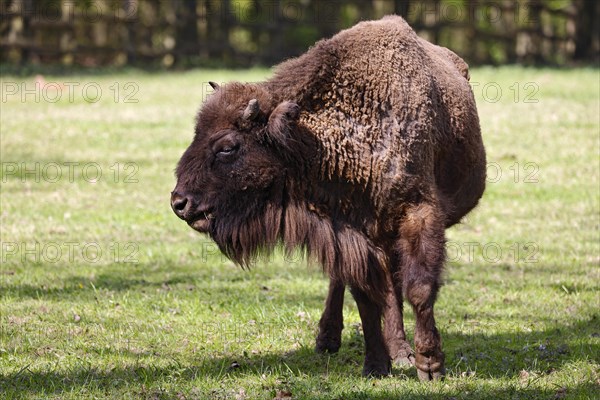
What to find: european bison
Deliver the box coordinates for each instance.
[171,15,486,378]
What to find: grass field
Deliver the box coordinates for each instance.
[1,66,599,399]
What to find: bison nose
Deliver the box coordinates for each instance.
[171,191,191,219]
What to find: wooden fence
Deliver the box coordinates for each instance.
[1,0,598,68]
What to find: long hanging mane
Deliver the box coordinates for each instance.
[209,183,389,303]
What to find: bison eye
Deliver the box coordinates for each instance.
[215,143,240,160]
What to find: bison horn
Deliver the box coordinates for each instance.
[243,99,260,120]
[209,81,220,90]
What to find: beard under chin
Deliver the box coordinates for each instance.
[209,202,283,267]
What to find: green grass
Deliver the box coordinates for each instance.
[1,66,598,399]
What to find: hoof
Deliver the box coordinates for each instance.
[393,352,415,367]
[315,336,341,354]
[389,341,415,366]
[362,361,391,378]
[415,350,445,381]
[417,367,445,381]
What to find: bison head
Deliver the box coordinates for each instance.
[171,82,301,264]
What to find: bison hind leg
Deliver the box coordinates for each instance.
[397,202,446,381]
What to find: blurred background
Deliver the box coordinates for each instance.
[1,0,598,69]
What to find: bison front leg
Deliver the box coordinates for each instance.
[398,203,446,381]
[350,286,391,377]
[316,279,345,353]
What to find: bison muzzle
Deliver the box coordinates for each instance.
[171,15,486,379]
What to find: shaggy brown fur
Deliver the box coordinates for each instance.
[171,15,486,378]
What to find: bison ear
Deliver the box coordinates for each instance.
[267,101,299,144]
[209,81,220,90]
